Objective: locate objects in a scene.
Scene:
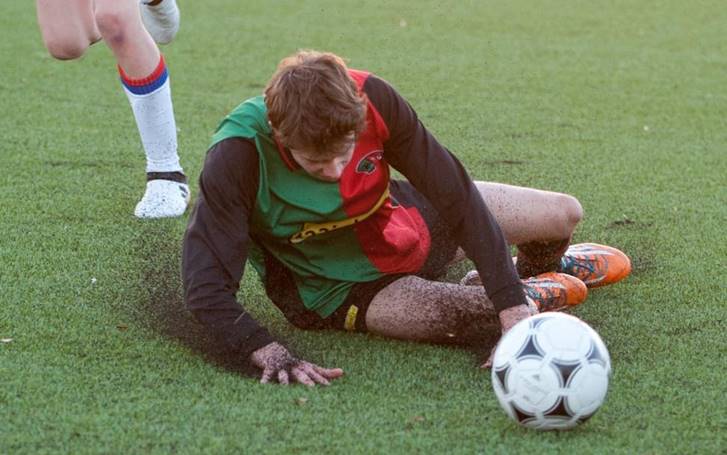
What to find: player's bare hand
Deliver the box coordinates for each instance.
[250,342,344,386]
[481,304,533,369]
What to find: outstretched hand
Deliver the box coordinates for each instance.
[250,342,344,386]
[481,304,533,369]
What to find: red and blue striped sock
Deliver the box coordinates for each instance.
[119,54,169,95]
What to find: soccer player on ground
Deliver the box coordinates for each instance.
[182,51,632,386]
[35,0,189,218]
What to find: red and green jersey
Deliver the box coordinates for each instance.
[183,71,527,356]
[210,71,431,317]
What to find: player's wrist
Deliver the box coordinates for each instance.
[250,342,295,366]
[250,341,280,361]
[490,282,530,314]
[231,313,276,358]
[498,304,532,332]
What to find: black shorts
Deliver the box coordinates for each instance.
[262,180,459,332]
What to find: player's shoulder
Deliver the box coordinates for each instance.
[358,71,396,95]
[358,72,410,129]
[358,71,406,110]
[199,137,260,200]
[204,137,259,178]
[229,95,268,120]
[212,95,271,143]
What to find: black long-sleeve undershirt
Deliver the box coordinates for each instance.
[182,137,274,357]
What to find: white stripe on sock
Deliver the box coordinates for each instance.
[123,76,183,173]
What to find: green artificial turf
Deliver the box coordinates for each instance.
[1,1,725,453]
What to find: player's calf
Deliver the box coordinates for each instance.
[515,237,571,279]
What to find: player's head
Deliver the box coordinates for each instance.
[265,50,366,182]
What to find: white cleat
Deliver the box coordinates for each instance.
[134,179,190,219]
[140,0,180,45]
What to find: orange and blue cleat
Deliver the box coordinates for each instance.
[557,243,632,288]
[522,272,588,312]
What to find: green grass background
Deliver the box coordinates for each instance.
[1,0,725,453]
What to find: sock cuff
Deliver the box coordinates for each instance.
[516,237,571,277]
[147,171,186,183]
[119,55,168,95]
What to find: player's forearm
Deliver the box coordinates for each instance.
[182,249,275,356]
[186,295,275,357]
[440,172,526,311]
[181,137,272,355]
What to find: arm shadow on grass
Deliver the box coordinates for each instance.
[131,221,259,378]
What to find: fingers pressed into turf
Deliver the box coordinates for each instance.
[300,364,330,386]
[481,348,495,369]
[259,363,343,386]
[261,367,274,384]
[312,365,345,379]
[291,367,316,387]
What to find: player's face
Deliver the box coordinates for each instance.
[289,134,356,182]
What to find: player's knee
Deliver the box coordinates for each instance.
[43,38,87,60]
[94,8,131,47]
[559,194,583,234]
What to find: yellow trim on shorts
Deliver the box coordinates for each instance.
[344,305,359,331]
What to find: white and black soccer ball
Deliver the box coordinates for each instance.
[491,312,611,430]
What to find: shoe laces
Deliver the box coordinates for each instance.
[559,254,598,277]
[523,279,564,312]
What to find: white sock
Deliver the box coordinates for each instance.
[119,55,183,174]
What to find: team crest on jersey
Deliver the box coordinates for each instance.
[356,150,384,174]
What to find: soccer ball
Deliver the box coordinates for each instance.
[491,312,611,430]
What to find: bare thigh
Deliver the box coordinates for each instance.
[365,276,500,347]
[36,0,100,59]
[474,181,583,245]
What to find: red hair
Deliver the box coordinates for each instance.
[265,50,366,152]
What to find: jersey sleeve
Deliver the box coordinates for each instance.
[363,75,528,313]
[182,137,275,357]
